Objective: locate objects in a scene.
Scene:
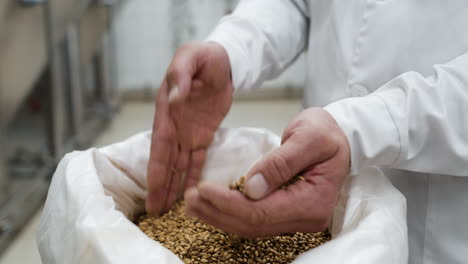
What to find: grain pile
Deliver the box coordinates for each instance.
[138,176,330,264]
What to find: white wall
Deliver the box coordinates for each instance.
[114,0,173,90]
[189,0,229,41]
[114,0,305,94]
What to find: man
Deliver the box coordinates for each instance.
[146,1,468,263]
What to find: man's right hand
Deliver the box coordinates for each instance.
[146,42,233,216]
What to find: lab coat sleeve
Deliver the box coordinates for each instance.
[325,52,468,176]
[206,0,309,92]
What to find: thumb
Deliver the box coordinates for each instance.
[166,44,205,104]
[244,140,302,200]
[167,68,193,105]
[244,132,336,200]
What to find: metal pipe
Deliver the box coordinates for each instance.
[44,0,66,160]
[0,72,8,205]
[65,25,84,146]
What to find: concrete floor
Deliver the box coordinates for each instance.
[0,99,301,264]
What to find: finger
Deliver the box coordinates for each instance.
[198,181,330,225]
[162,143,184,213]
[146,137,176,215]
[176,147,190,197]
[244,132,337,200]
[146,81,178,215]
[166,46,199,104]
[184,187,252,236]
[167,76,191,105]
[146,133,178,215]
[146,119,175,190]
[197,181,269,224]
[185,187,327,238]
[165,146,190,210]
[156,79,171,111]
[184,148,207,190]
[146,140,173,215]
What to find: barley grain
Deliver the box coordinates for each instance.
[138,175,329,263]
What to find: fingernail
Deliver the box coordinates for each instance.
[168,85,179,103]
[184,186,198,201]
[245,173,268,200]
[146,192,161,217]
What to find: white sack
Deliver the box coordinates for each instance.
[37,128,408,264]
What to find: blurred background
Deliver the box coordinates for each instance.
[0,0,304,263]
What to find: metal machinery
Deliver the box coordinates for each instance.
[0,0,123,253]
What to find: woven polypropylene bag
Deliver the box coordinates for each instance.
[37,128,408,264]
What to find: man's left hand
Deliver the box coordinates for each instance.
[184,108,350,238]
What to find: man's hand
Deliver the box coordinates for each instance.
[146,42,233,215]
[184,108,350,238]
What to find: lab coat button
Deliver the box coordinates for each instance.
[351,85,368,97]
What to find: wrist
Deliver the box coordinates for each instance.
[205,41,232,82]
[324,95,401,175]
[206,28,247,92]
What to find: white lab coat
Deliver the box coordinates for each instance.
[207,1,468,263]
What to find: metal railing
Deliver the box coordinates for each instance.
[0,0,121,254]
